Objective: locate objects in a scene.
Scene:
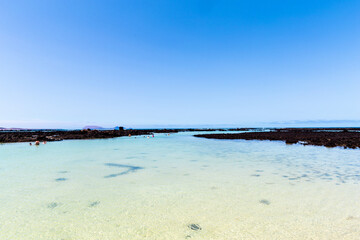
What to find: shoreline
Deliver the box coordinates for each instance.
[0,128,252,143]
[194,128,360,149]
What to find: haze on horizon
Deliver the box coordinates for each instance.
[0,0,359,128]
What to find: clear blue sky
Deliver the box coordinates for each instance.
[0,0,359,128]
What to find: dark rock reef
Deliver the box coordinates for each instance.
[0,128,251,143]
[0,129,147,143]
[194,128,360,149]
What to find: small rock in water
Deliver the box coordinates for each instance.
[89,201,100,207]
[55,178,67,182]
[259,199,270,205]
[47,202,58,209]
[188,224,202,231]
[288,177,299,180]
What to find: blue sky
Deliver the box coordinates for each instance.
[0,0,359,128]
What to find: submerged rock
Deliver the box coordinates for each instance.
[104,163,144,178]
[188,224,202,231]
[259,199,271,205]
[55,178,67,182]
[251,174,261,177]
[89,201,100,207]
[47,202,59,209]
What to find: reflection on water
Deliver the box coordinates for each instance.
[0,131,360,239]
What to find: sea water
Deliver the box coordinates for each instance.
[0,131,360,239]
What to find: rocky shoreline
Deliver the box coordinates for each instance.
[0,128,252,143]
[194,128,360,149]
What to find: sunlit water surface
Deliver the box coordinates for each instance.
[1,132,360,240]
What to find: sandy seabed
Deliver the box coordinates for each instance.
[1,132,360,239]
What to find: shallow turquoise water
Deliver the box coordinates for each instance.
[1,132,360,239]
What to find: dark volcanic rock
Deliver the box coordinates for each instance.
[194,128,360,149]
[0,128,243,143]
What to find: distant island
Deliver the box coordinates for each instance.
[0,127,27,131]
[82,125,106,130]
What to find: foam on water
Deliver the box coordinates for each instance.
[1,132,360,239]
